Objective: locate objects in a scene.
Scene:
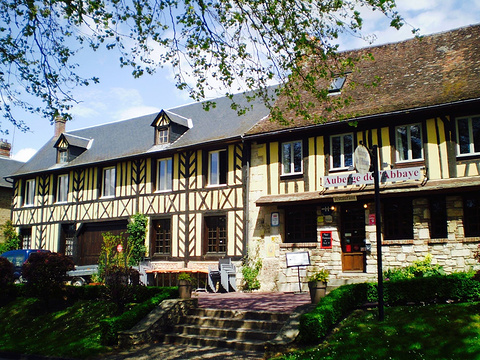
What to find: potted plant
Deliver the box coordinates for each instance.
[307,268,329,304]
[178,272,193,299]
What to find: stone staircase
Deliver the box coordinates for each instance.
[161,307,291,352]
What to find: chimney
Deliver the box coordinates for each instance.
[0,139,11,157]
[54,116,66,137]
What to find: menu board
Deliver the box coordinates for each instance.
[286,251,310,267]
[321,231,332,249]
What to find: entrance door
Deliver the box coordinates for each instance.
[341,204,366,272]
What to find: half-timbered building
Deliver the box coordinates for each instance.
[9,92,273,279]
[244,25,480,292]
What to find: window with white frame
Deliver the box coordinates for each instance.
[102,167,116,197]
[24,179,35,206]
[281,140,303,175]
[396,123,423,162]
[208,150,227,186]
[157,127,169,144]
[456,116,480,156]
[330,133,353,170]
[157,158,173,191]
[57,174,69,203]
[58,149,68,163]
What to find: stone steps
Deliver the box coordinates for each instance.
[161,308,290,352]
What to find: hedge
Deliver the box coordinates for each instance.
[299,273,480,344]
[100,286,178,345]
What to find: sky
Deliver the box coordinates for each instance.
[6,0,480,162]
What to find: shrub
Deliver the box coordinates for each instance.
[103,265,141,314]
[126,213,147,266]
[0,257,14,286]
[299,273,480,344]
[0,221,21,254]
[99,287,178,345]
[22,252,75,305]
[299,283,370,344]
[383,254,444,281]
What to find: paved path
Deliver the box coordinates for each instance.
[100,292,311,360]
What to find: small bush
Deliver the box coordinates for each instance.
[383,254,444,281]
[103,265,140,314]
[0,257,14,286]
[22,252,75,305]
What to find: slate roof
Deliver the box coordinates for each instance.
[12,88,276,177]
[247,24,480,136]
[0,157,24,187]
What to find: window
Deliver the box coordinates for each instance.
[463,193,480,237]
[396,124,423,162]
[281,141,303,175]
[328,76,346,94]
[152,219,171,255]
[157,127,169,144]
[204,215,227,254]
[330,133,353,170]
[208,150,227,186]
[58,149,68,163]
[20,228,32,249]
[383,198,413,240]
[285,206,317,243]
[456,116,480,156]
[102,167,116,197]
[24,179,35,206]
[157,158,173,191]
[57,174,69,203]
[429,196,447,239]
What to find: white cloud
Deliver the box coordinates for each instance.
[117,106,161,120]
[12,148,36,162]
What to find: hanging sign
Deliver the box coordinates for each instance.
[117,244,123,253]
[354,145,371,174]
[322,166,423,188]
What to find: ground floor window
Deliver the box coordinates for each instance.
[383,198,413,240]
[152,218,171,255]
[429,196,447,239]
[285,206,317,243]
[20,227,32,249]
[204,215,227,254]
[60,224,75,256]
[463,193,480,237]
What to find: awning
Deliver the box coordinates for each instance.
[255,176,480,206]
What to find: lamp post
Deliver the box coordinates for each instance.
[372,145,384,321]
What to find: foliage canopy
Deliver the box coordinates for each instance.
[0,0,408,132]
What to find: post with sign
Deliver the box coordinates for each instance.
[372,145,384,321]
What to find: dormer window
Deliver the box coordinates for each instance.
[54,133,91,164]
[151,110,191,146]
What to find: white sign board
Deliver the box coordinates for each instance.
[286,251,311,267]
[354,145,371,174]
[322,166,423,188]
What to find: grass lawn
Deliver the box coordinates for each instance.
[0,297,117,359]
[277,301,480,360]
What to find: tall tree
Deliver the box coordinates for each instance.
[0,0,407,132]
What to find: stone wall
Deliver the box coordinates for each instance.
[250,195,480,292]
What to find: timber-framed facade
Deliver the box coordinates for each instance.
[10,92,273,275]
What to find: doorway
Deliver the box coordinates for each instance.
[341,204,366,272]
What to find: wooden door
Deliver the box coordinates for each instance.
[76,221,127,265]
[341,204,366,272]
